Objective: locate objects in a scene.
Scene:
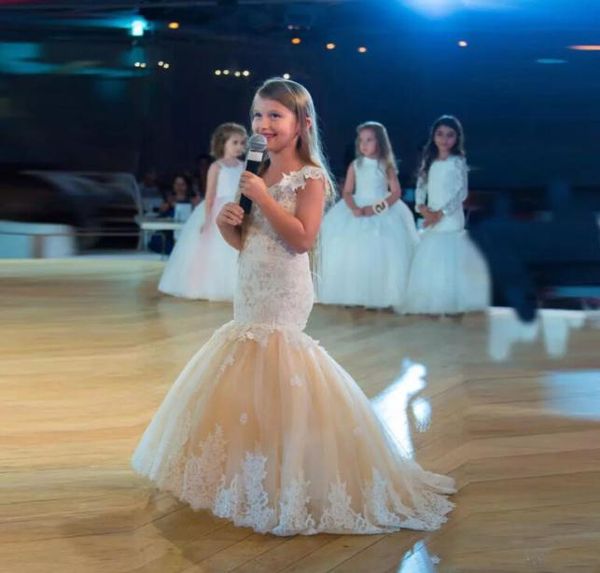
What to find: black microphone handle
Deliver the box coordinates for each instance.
[239,159,263,214]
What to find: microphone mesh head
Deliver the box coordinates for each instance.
[248,133,267,152]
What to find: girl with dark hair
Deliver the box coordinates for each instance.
[401,115,490,315]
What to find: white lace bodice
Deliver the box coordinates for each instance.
[415,156,468,232]
[216,161,244,200]
[353,157,389,206]
[415,156,468,216]
[234,166,324,330]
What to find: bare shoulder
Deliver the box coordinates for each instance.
[207,161,222,175]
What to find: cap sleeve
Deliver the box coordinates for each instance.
[280,166,324,193]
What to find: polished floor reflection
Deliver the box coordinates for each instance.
[1,259,600,572]
[372,361,431,458]
[487,307,588,361]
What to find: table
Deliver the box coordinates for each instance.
[136,217,186,257]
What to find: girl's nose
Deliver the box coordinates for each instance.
[257,118,271,131]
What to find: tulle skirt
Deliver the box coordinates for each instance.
[318,200,419,308]
[401,229,490,315]
[158,198,238,301]
[131,321,455,536]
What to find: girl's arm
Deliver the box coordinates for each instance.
[415,173,428,214]
[203,162,220,226]
[436,157,468,217]
[216,203,243,250]
[342,163,362,215]
[385,167,402,206]
[260,178,325,253]
[362,167,402,215]
[240,171,325,253]
[415,173,438,226]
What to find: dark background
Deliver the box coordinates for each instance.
[1,0,599,189]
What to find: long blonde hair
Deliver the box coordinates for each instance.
[355,121,398,175]
[251,77,336,203]
[250,77,335,279]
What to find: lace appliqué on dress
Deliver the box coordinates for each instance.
[215,452,276,532]
[233,166,323,330]
[280,166,325,193]
[168,425,453,536]
[211,322,322,380]
[181,425,227,510]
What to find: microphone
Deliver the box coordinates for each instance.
[239,133,267,214]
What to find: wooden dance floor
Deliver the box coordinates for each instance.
[2,259,600,573]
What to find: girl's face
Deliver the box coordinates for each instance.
[173,177,188,198]
[224,133,247,159]
[252,96,299,153]
[358,128,378,158]
[434,125,458,155]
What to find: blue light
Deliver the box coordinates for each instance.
[131,18,147,37]
[536,58,568,65]
[406,0,458,16]
[0,42,52,74]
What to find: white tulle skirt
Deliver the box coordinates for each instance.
[401,229,490,315]
[131,321,455,536]
[158,198,238,301]
[318,200,419,308]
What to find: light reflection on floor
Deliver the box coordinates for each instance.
[372,360,432,459]
[396,540,440,572]
[487,307,589,361]
[544,370,600,420]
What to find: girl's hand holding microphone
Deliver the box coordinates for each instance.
[217,203,245,228]
[217,171,268,229]
[238,171,268,205]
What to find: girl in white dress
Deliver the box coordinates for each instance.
[319,122,418,308]
[132,79,454,536]
[401,115,490,315]
[158,123,247,300]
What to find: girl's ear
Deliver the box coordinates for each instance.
[296,116,312,138]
